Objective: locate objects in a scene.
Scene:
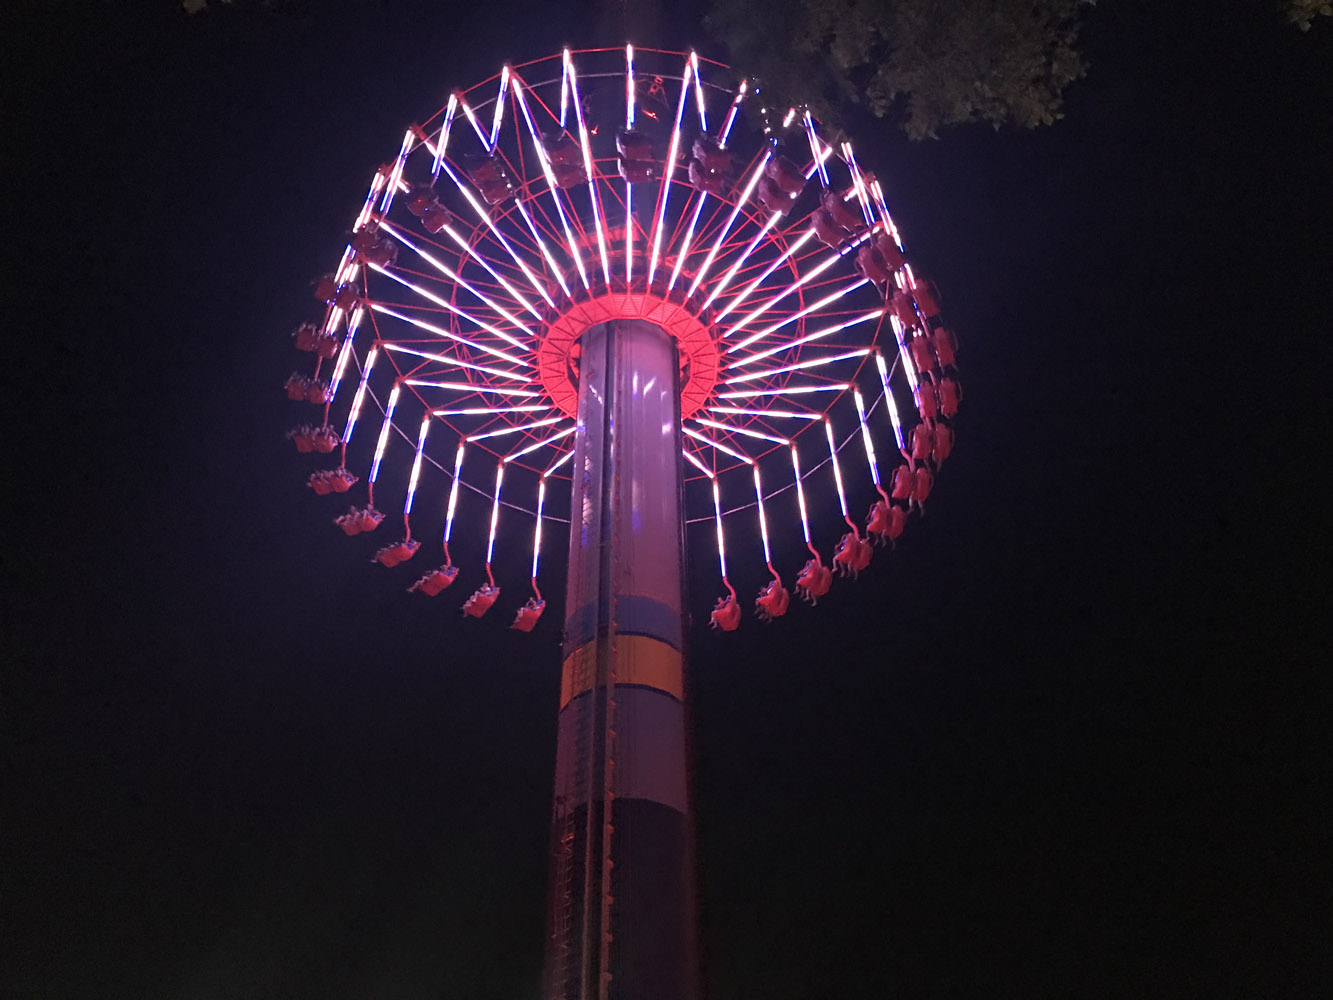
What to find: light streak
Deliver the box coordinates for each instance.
[869,177,904,250]
[626,183,634,284]
[443,443,465,545]
[707,405,821,420]
[354,171,388,233]
[379,129,415,214]
[647,57,693,284]
[327,307,363,402]
[323,304,345,339]
[726,277,871,356]
[722,236,869,340]
[486,462,504,564]
[682,447,713,477]
[514,197,574,299]
[791,444,813,544]
[687,149,772,297]
[565,51,612,283]
[405,416,431,514]
[889,315,920,393]
[341,346,378,445]
[708,148,834,318]
[433,404,549,416]
[722,348,869,385]
[331,245,356,291]
[370,301,530,373]
[718,79,747,146]
[378,223,534,343]
[712,477,728,579]
[435,215,547,317]
[370,282,530,368]
[511,77,590,291]
[717,384,847,400]
[712,231,814,321]
[436,160,555,310]
[682,425,754,464]
[874,350,906,450]
[803,112,829,186]
[544,449,574,476]
[667,196,708,292]
[384,343,527,382]
[852,387,881,486]
[433,94,457,177]
[728,309,884,367]
[531,477,546,579]
[458,93,489,148]
[841,142,877,226]
[405,379,543,398]
[560,48,570,128]
[625,44,635,284]
[467,416,563,441]
[690,51,708,130]
[626,45,636,127]
[504,425,576,461]
[753,463,772,564]
[824,418,849,518]
[690,417,789,445]
[702,214,781,310]
[369,382,402,484]
[489,66,510,151]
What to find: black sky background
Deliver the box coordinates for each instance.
[4,1,1331,997]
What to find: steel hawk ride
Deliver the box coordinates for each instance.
[284,45,960,1000]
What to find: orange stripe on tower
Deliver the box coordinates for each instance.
[560,635,684,708]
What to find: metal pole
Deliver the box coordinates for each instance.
[545,319,699,1000]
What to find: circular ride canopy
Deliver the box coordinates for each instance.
[288,46,961,630]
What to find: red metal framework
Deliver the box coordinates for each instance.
[285,46,961,630]
[537,290,717,417]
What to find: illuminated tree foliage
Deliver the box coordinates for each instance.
[705,0,1092,139]
[1283,0,1331,30]
[180,0,1326,131]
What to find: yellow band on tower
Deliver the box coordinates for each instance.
[560,634,684,708]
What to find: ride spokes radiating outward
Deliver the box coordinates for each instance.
[285,45,961,632]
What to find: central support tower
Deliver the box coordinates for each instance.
[545,319,699,1000]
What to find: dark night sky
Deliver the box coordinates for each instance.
[4,1,1330,997]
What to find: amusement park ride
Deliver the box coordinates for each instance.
[284,46,959,1000]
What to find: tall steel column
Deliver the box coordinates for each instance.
[544,319,699,1000]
